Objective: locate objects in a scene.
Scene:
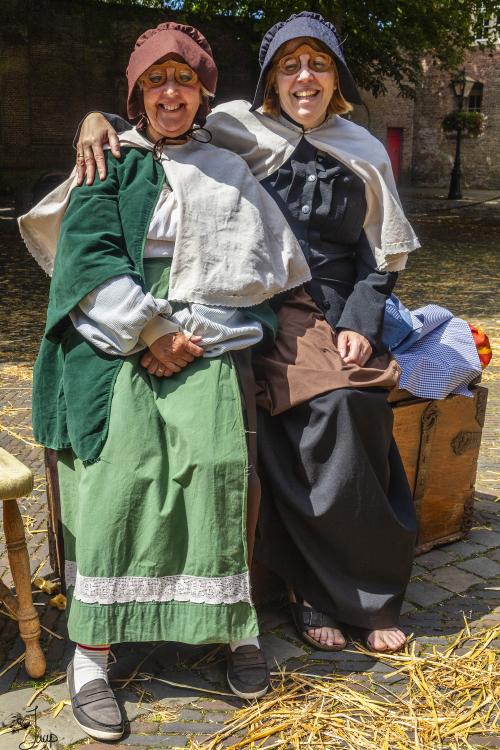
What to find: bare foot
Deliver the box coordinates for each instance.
[303,600,347,649]
[365,627,406,653]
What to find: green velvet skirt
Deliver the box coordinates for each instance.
[58,259,258,645]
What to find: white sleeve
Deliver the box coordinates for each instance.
[70,274,181,355]
[171,304,263,358]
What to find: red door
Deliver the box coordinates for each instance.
[387,127,403,184]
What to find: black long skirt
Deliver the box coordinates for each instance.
[254,387,417,630]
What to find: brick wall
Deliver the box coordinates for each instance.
[351,81,415,185]
[411,48,500,189]
[2,0,499,199]
[0,0,259,201]
[349,46,500,190]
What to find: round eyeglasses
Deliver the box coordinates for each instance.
[277,45,334,76]
[139,60,198,89]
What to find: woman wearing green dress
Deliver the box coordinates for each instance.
[20,21,309,741]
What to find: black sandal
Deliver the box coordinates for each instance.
[289,591,347,652]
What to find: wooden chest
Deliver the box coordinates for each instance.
[391,385,488,554]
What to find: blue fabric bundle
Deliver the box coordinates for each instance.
[382,297,482,399]
[382,295,423,353]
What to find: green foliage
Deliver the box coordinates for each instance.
[95,1,499,97]
[442,110,488,137]
[97,0,165,5]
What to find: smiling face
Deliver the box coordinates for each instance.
[274,38,337,129]
[140,55,202,140]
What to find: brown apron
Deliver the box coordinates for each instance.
[254,287,400,416]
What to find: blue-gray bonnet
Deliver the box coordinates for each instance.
[250,11,362,111]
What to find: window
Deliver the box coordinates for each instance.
[475,14,498,43]
[467,82,484,112]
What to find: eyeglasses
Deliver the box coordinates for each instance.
[276,44,334,76]
[139,60,198,89]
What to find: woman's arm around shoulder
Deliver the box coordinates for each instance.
[75,112,131,186]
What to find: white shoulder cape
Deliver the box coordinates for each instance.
[208,100,420,272]
[18,127,311,308]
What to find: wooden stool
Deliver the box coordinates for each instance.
[0,447,46,678]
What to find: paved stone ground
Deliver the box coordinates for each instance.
[0,191,498,749]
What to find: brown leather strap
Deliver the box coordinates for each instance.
[290,602,339,630]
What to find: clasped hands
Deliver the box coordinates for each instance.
[141,332,204,377]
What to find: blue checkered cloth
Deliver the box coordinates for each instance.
[383,298,482,400]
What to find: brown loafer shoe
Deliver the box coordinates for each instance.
[226,645,270,700]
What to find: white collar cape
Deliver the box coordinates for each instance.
[18,127,311,308]
[207,100,420,272]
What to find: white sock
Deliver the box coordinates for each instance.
[229,636,260,652]
[73,644,110,692]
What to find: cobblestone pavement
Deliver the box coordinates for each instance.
[0,193,498,749]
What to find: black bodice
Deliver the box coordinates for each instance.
[261,137,396,351]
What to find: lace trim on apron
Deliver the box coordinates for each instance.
[65,561,252,605]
